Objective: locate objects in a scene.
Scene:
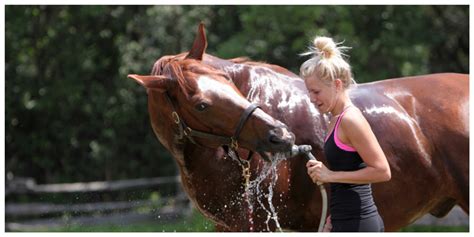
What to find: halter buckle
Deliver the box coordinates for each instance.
[184,127,193,137]
[231,137,239,150]
[171,112,180,124]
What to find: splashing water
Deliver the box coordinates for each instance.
[227,150,287,232]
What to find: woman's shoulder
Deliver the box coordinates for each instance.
[340,106,371,133]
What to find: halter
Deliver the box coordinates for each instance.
[164,92,260,151]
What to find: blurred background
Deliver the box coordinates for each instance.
[4,5,469,232]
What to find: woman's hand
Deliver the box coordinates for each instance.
[306,160,333,183]
[323,215,332,232]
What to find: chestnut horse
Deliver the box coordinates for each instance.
[129,24,469,231]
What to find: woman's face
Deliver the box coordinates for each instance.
[305,76,337,114]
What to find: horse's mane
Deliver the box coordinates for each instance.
[229,57,299,78]
[229,57,271,67]
[228,57,251,63]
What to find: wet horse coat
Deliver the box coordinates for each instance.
[130,24,469,231]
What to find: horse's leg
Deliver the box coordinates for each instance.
[429,197,457,217]
[454,165,470,215]
[444,135,469,215]
[452,151,469,214]
[459,200,469,214]
[456,162,470,215]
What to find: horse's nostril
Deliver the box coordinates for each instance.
[268,127,291,144]
[267,125,295,146]
[269,134,283,144]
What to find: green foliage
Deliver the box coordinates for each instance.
[5,6,468,185]
[5,6,175,184]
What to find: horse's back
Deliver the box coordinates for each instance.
[351,73,469,228]
[355,73,468,173]
[360,73,468,138]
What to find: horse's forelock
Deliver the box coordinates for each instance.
[151,56,170,76]
[166,61,198,100]
[151,53,187,76]
[151,60,163,75]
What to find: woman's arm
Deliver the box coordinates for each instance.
[331,109,391,183]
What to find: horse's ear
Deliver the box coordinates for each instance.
[185,22,207,60]
[128,74,175,92]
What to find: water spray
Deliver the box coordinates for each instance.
[287,145,328,232]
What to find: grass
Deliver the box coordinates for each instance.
[46,210,216,232]
[17,210,468,232]
[399,225,469,232]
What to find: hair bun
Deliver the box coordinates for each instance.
[313,36,337,59]
[300,36,355,88]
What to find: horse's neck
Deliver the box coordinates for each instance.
[202,55,250,93]
[208,59,326,147]
[204,56,299,99]
[202,55,326,148]
[221,63,254,96]
[224,63,306,111]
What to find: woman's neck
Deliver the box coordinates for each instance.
[329,93,353,117]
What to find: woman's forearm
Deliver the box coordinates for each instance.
[329,166,391,184]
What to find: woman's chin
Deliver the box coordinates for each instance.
[317,105,326,113]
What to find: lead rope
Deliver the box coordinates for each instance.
[226,147,255,231]
[242,160,254,231]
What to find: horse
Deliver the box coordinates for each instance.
[128,23,469,231]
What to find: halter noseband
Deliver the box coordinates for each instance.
[164,92,260,150]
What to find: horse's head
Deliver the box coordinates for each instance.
[129,23,295,156]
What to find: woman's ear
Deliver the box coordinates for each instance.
[335,78,343,91]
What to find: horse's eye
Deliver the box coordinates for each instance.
[195,102,209,111]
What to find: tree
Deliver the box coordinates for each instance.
[5,5,468,185]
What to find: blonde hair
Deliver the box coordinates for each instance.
[300,36,356,89]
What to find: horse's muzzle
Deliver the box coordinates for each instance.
[266,125,295,152]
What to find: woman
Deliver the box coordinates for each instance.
[300,36,391,232]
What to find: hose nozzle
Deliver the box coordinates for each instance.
[287,145,316,161]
